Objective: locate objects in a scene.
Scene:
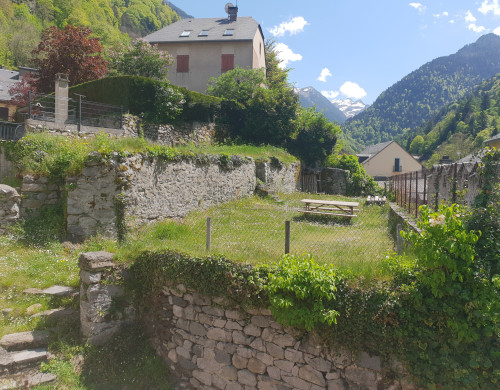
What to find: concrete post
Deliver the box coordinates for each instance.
[54,73,69,129]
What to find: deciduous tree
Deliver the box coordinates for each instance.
[8,73,38,106]
[33,25,107,92]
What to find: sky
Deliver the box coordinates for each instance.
[174,1,500,104]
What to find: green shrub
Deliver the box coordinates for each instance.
[325,154,381,196]
[266,255,342,331]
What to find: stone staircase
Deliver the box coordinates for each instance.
[0,331,56,389]
[0,285,79,389]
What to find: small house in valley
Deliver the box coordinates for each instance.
[143,5,266,93]
[357,140,422,179]
[485,133,500,149]
[0,68,19,121]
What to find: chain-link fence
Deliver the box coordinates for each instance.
[144,193,395,270]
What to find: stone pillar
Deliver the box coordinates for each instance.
[54,73,69,129]
[0,184,20,234]
[79,251,134,345]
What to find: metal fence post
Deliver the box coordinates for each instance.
[206,217,211,251]
[415,171,419,218]
[120,105,124,129]
[28,90,32,119]
[409,172,413,215]
[78,95,82,134]
[285,221,291,255]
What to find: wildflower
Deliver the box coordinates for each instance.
[429,214,445,226]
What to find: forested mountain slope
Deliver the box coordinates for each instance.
[0,0,179,67]
[342,33,500,150]
[403,73,500,167]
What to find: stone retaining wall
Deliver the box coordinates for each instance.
[122,115,214,146]
[78,251,413,390]
[20,175,62,218]
[256,161,300,193]
[67,155,299,241]
[0,184,20,233]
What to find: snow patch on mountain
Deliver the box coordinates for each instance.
[331,98,367,118]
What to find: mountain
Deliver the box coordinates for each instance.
[296,87,347,124]
[164,1,194,19]
[0,0,180,68]
[402,73,500,167]
[342,33,500,150]
[331,98,367,118]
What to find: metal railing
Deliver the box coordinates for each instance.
[0,121,25,141]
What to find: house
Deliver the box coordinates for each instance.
[357,140,422,179]
[0,68,20,121]
[143,6,266,93]
[485,133,500,149]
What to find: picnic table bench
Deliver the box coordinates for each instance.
[301,199,360,218]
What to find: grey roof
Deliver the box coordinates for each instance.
[0,79,19,102]
[144,17,262,44]
[0,69,19,81]
[485,133,500,144]
[358,141,393,157]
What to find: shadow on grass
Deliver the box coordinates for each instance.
[40,323,173,390]
[292,214,353,226]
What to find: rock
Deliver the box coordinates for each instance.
[25,304,43,316]
[237,369,257,387]
[78,252,115,270]
[0,331,50,352]
[299,365,326,387]
[247,357,267,375]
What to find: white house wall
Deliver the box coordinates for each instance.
[362,142,422,177]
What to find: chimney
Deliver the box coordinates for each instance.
[228,6,238,21]
[54,73,69,129]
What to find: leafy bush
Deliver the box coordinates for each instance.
[266,255,341,331]
[324,154,381,196]
[397,204,499,388]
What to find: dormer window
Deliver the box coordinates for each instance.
[198,30,209,37]
[223,29,234,36]
[180,30,191,37]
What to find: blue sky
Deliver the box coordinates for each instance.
[175,1,500,104]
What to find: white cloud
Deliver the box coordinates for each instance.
[494,26,500,35]
[269,17,309,37]
[317,68,332,83]
[409,3,425,12]
[468,23,487,33]
[479,0,500,16]
[321,90,339,99]
[340,82,367,100]
[433,11,449,18]
[274,43,302,69]
[465,11,477,23]
[449,19,455,24]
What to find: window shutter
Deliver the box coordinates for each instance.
[177,55,189,73]
[221,54,234,73]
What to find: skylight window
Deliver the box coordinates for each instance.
[223,29,234,36]
[180,30,191,37]
[199,30,209,37]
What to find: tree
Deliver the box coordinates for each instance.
[206,67,265,103]
[409,135,425,155]
[33,25,107,92]
[8,73,38,106]
[107,39,173,80]
[287,107,340,166]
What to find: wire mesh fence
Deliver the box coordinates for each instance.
[388,162,483,217]
[139,193,395,272]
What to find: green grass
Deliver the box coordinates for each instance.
[107,193,395,279]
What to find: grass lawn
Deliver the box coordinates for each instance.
[0,192,393,389]
[112,192,395,278]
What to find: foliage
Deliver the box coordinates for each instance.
[404,74,500,165]
[141,82,185,123]
[107,38,173,80]
[33,25,107,92]
[266,255,341,331]
[467,148,500,276]
[287,107,340,166]
[343,33,500,149]
[0,0,179,68]
[207,67,266,103]
[397,204,499,388]
[325,154,381,196]
[7,72,38,106]
[70,76,221,123]
[129,250,270,307]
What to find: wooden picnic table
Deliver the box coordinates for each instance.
[300,199,360,218]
